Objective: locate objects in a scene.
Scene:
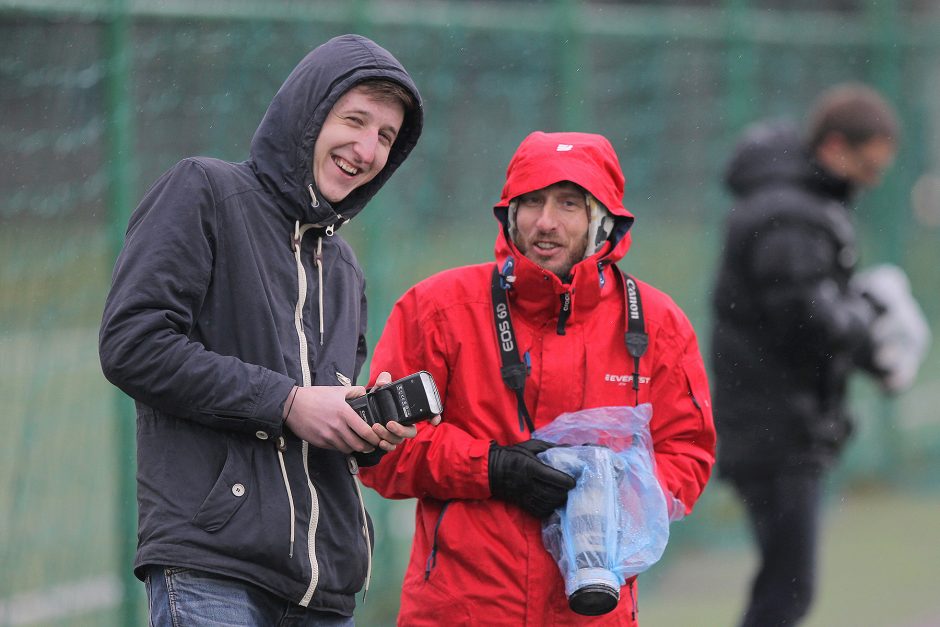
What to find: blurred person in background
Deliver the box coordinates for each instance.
[359,131,716,625]
[710,83,901,627]
[99,35,428,626]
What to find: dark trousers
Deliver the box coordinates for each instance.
[730,468,824,627]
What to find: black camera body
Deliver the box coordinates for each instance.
[348,371,443,427]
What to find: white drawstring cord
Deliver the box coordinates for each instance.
[277,440,295,558]
[316,236,325,346]
[353,476,373,601]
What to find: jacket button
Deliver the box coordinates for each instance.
[347,456,359,475]
[255,431,269,440]
[232,483,246,497]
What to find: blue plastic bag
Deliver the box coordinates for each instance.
[534,404,672,614]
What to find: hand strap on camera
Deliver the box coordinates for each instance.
[491,262,535,434]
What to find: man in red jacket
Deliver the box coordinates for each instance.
[359,131,716,625]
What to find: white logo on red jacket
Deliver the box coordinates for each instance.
[556,144,573,151]
[604,373,650,386]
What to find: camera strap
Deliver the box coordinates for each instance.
[491,264,535,433]
[619,269,648,406]
[490,263,650,430]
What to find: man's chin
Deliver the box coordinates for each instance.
[531,258,573,279]
[517,247,575,279]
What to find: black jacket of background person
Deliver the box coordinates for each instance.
[710,121,881,477]
[99,35,422,615]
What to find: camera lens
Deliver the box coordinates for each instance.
[568,582,619,616]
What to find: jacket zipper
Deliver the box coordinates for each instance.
[291,219,371,606]
[314,236,326,346]
[424,501,452,581]
[291,220,322,607]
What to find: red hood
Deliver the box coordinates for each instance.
[493,131,634,281]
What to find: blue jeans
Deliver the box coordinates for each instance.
[145,566,355,627]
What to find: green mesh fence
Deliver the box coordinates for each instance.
[2,1,939,625]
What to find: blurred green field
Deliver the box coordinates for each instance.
[638,484,940,627]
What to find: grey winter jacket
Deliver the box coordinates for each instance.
[709,121,878,475]
[99,34,422,615]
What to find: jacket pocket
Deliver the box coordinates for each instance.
[403,564,474,626]
[191,438,254,533]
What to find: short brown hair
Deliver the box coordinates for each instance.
[354,78,416,113]
[805,83,899,150]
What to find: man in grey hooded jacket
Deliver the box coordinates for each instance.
[99,35,425,625]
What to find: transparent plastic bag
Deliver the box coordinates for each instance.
[533,404,673,615]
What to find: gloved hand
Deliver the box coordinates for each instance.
[488,439,576,518]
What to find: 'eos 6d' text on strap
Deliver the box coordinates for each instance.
[491,264,535,434]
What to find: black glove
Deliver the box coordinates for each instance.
[353,448,387,468]
[488,439,576,518]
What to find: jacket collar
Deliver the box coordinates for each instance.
[806,157,856,203]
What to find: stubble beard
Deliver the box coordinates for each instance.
[514,233,588,281]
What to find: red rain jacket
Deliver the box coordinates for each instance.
[360,132,716,626]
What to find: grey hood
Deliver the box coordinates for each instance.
[249,34,423,227]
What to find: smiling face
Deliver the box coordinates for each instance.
[312,85,406,204]
[512,181,590,279]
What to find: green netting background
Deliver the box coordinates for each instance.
[2,1,939,625]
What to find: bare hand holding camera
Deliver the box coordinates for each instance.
[283,370,442,454]
[283,385,382,453]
